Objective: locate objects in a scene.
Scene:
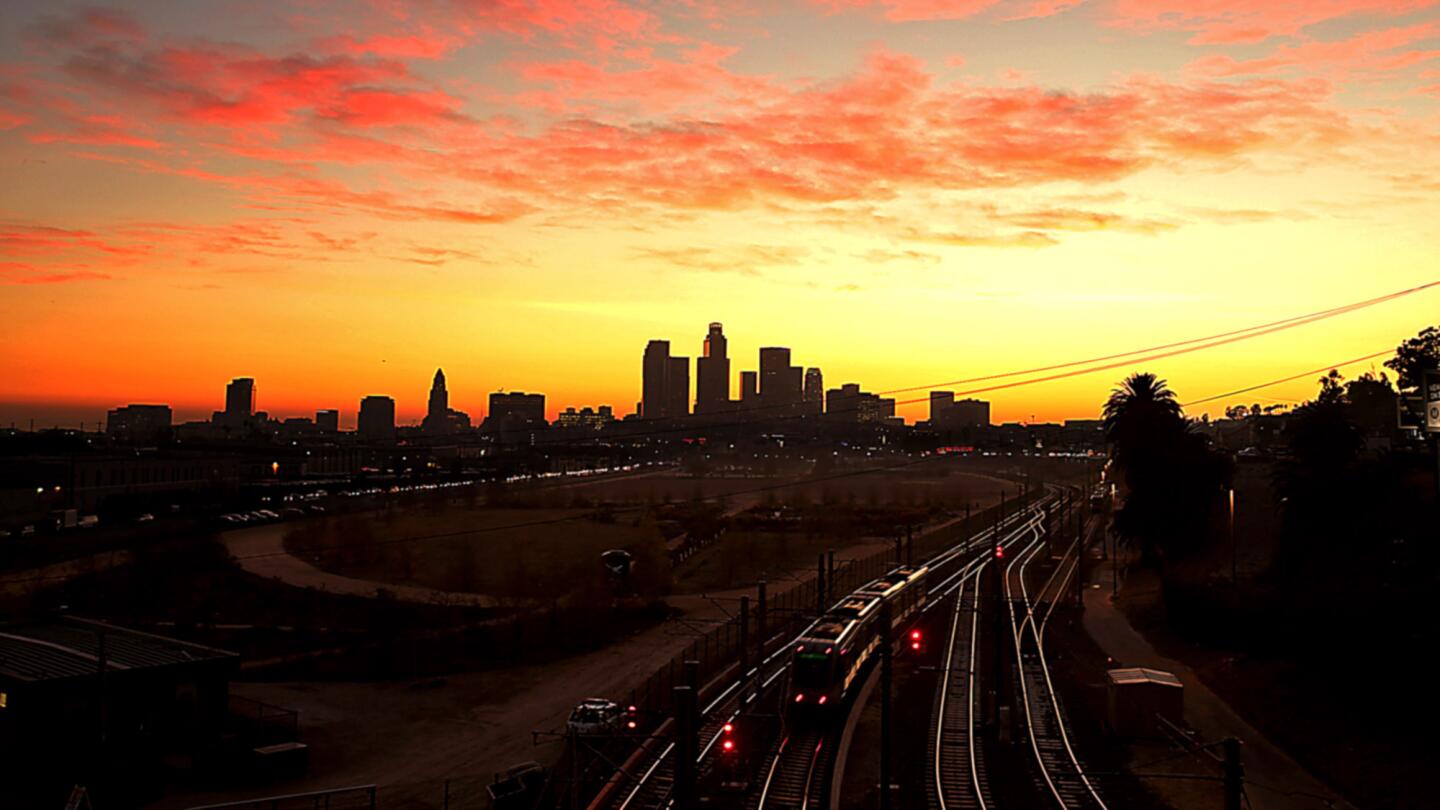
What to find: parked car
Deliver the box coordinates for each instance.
[566,698,622,735]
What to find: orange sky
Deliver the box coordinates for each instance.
[3,1,1439,427]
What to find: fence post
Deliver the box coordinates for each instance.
[757,579,767,646]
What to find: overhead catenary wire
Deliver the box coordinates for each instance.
[524,278,1438,446]
[1178,349,1393,407]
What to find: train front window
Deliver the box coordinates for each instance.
[793,652,831,689]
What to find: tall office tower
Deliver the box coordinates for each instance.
[667,355,690,418]
[696,322,731,413]
[428,369,448,418]
[930,391,956,426]
[222,377,255,425]
[739,371,759,408]
[422,369,456,435]
[759,347,803,416]
[358,395,397,441]
[642,340,672,419]
[315,409,340,433]
[803,368,824,415]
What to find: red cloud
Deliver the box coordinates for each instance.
[1187,23,1440,78]
[812,0,1001,21]
[1107,0,1440,45]
[319,33,462,60]
[3,271,113,285]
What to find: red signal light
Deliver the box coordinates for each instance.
[722,739,735,753]
[818,696,828,705]
[910,629,921,641]
[723,723,733,734]
[627,720,638,729]
[795,693,805,703]
[995,544,1005,560]
[911,641,922,650]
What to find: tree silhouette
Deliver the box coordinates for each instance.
[1383,325,1440,392]
[1104,373,1230,565]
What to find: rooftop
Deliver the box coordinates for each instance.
[1106,667,1183,688]
[0,616,237,684]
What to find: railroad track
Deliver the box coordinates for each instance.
[601,492,1059,810]
[751,727,831,810]
[1005,526,1107,809]
[929,569,993,810]
[926,502,1055,810]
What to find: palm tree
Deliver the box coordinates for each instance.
[1102,373,1183,475]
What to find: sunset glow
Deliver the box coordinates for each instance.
[4,0,1439,426]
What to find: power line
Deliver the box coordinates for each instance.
[877,278,1438,396]
[1179,349,1393,408]
[528,278,1436,445]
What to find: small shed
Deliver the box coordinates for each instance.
[1106,667,1184,737]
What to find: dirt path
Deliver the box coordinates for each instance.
[221,522,502,608]
[1082,558,1356,810]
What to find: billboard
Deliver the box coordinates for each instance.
[1427,371,1440,433]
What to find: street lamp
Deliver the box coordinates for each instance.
[1229,488,1237,584]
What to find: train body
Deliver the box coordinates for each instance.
[786,565,928,716]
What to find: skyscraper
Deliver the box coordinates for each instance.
[422,368,469,434]
[803,368,824,415]
[642,340,671,419]
[930,391,955,425]
[696,322,731,413]
[428,369,448,418]
[668,355,689,418]
[739,371,759,409]
[759,347,802,416]
[358,395,396,441]
[221,377,255,426]
[641,340,689,419]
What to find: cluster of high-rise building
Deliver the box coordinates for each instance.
[640,323,831,422]
[98,321,1006,445]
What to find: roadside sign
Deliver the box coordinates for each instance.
[1427,371,1440,433]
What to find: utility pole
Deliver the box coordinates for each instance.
[1075,490,1088,608]
[905,524,913,565]
[827,549,835,594]
[757,579,767,646]
[739,596,750,681]
[1222,737,1244,810]
[817,553,827,614]
[878,600,893,810]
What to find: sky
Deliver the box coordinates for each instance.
[2,0,1439,428]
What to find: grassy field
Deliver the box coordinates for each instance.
[284,505,670,601]
[283,465,1036,601]
[673,468,1014,592]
